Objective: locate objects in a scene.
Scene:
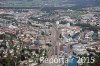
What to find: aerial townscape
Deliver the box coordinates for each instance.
[0,0,100,66]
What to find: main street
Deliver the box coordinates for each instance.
[40,23,61,66]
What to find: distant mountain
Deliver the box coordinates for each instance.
[66,0,100,6]
[0,0,99,7]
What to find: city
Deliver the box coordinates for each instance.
[0,0,100,66]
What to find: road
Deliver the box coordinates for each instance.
[40,23,61,66]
